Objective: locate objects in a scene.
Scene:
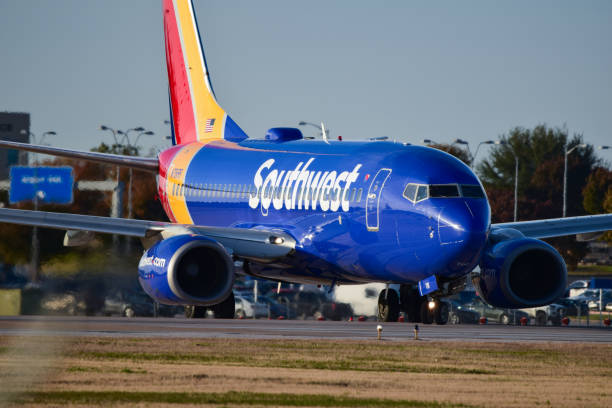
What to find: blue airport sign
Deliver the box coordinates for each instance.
[9,166,74,204]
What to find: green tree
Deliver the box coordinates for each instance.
[582,167,612,242]
[477,125,600,269]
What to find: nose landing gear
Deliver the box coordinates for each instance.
[377,288,400,322]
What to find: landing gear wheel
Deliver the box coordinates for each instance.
[420,301,433,324]
[400,285,421,322]
[185,305,207,318]
[377,289,400,322]
[434,302,449,325]
[211,292,235,319]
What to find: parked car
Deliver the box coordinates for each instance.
[239,294,285,318]
[466,297,530,325]
[554,298,589,316]
[567,280,589,298]
[521,304,566,326]
[587,291,612,311]
[103,291,154,317]
[446,300,480,324]
[235,295,268,318]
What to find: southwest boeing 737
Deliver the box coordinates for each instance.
[1,0,611,323]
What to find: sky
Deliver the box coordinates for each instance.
[1,0,611,165]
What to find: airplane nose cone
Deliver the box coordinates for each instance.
[438,201,488,244]
[437,200,489,274]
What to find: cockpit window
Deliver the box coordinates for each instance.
[416,185,428,201]
[403,182,484,203]
[460,184,485,198]
[403,183,417,202]
[429,184,460,198]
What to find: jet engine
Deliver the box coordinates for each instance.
[138,234,234,306]
[472,229,567,308]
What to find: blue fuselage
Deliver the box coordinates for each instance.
[161,139,491,286]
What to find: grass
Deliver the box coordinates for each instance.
[8,390,476,407]
[1,336,612,407]
[571,264,612,276]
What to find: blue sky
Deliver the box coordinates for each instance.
[1,0,611,164]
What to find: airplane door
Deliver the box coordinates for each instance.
[366,168,392,232]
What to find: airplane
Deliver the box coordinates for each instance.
[1,0,611,324]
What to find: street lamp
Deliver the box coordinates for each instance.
[563,143,587,217]
[19,129,56,283]
[451,138,472,164]
[472,140,505,168]
[422,139,439,145]
[298,121,329,139]
[598,145,610,150]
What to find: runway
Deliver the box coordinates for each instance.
[0,315,611,343]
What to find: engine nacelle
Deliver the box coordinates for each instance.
[473,229,567,308]
[138,234,234,306]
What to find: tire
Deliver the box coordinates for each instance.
[535,311,547,326]
[124,307,135,318]
[377,289,400,322]
[400,285,421,322]
[211,292,235,319]
[420,301,433,324]
[185,305,207,318]
[500,314,510,325]
[434,302,449,325]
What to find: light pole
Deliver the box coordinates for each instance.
[511,149,518,222]
[451,138,471,155]
[422,139,440,145]
[563,143,587,217]
[472,140,505,168]
[19,129,56,283]
[124,130,154,220]
[298,121,329,139]
[100,125,122,182]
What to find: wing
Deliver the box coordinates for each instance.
[491,214,612,239]
[0,208,295,260]
[0,140,158,173]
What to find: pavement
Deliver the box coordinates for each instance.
[0,315,611,343]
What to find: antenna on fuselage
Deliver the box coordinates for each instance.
[321,122,329,144]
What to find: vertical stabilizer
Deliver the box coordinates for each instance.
[163,0,247,145]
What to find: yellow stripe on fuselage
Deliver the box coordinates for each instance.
[166,142,205,224]
[174,0,226,142]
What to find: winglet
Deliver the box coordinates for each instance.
[163,0,248,145]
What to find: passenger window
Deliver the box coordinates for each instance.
[350,188,356,202]
[356,188,363,202]
[416,185,428,201]
[403,183,417,202]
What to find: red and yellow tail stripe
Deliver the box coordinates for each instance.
[165,142,205,224]
[163,0,226,145]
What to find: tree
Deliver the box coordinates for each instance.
[477,125,600,269]
[582,167,612,242]
[0,142,166,276]
[427,144,472,166]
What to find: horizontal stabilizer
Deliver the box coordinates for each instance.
[0,140,158,173]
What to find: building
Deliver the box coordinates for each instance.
[0,112,30,180]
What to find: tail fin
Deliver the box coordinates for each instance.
[163,0,248,145]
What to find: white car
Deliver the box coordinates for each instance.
[568,280,589,298]
[521,304,566,326]
[234,295,267,319]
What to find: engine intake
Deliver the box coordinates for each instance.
[138,234,234,306]
[473,229,567,308]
